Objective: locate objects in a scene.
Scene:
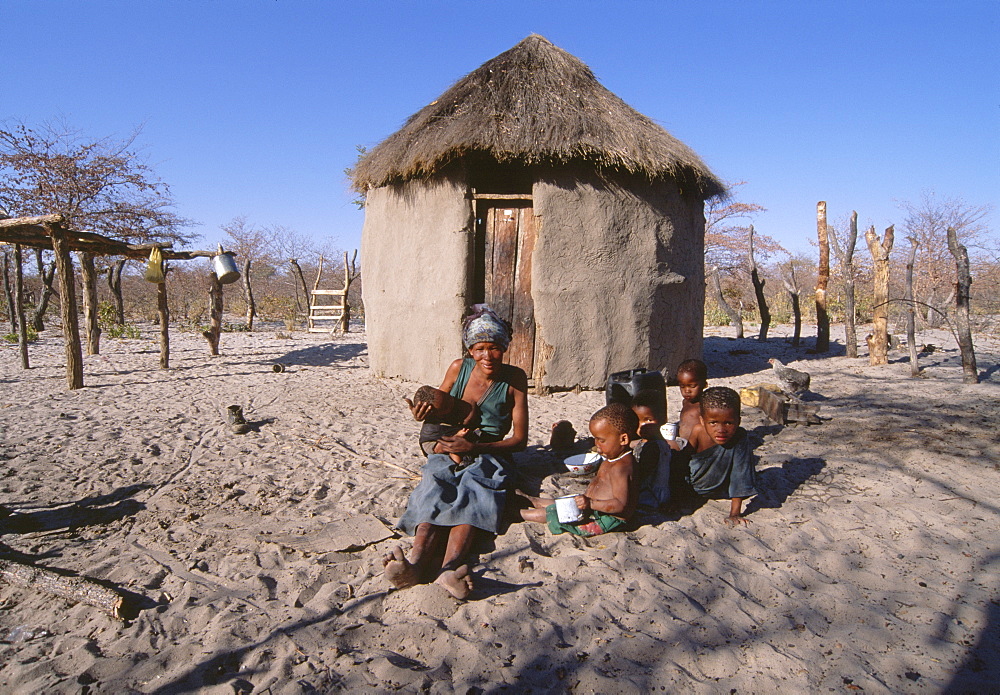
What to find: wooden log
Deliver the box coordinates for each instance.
[13,244,29,369]
[157,280,170,369]
[0,213,64,228]
[785,401,822,425]
[756,386,821,425]
[757,387,787,425]
[0,558,126,621]
[79,252,101,355]
[49,224,84,389]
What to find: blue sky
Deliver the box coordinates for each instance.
[4,0,997,257]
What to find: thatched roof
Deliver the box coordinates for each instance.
[352,35,724,199]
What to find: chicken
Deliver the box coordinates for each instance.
[768,358,811,401]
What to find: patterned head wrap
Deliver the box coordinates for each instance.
[462,304,512,351]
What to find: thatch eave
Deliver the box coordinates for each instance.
[352,35,725,200]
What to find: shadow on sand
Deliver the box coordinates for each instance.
[276,342,367,368]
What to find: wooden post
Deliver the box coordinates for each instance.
[312,254,324,292]
[48,225,84,389]
[79,252,101,355]
[157,278,170,369]
[815,202,830,352]
[905,238,920,377]
[241,258,255,331]
[1,251,15,333]
[947,226,978,384]
[13,244,29,369]
[709,266,743,338]
[748,225,770,340]
[202,273,223,356]
[865,224,894,366]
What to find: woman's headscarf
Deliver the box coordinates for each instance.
[462,304,512,351]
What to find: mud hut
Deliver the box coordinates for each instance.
[353,35,723,390]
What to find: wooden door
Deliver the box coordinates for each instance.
[480,204,536,376]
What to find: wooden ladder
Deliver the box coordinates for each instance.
[308,289,347,332]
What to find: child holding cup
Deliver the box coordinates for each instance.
[517,403,638,537]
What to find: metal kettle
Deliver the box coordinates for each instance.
[211,245,240,284]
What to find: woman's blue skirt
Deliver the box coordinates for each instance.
[398,453,509,535]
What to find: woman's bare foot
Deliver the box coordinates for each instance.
[383,546,420,589]
[434,564,473,599]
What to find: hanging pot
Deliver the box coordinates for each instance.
[212,246,240,284]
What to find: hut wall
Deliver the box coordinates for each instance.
[361,177,472,385]
[532,170,704,390]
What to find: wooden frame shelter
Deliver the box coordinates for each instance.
[0,213,217,389]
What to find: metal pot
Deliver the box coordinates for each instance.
[212,247,240,284]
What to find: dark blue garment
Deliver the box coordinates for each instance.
[397,453,509,535]
[635,439,672,511]
[686,428,757,499]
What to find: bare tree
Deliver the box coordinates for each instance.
[815,202,831,352]
[780,258,804,347]
[339,250,360,333]
[865,225,894,366]
[747,225,770,340]
[829,211,860,358]
[2,251,16,333]
[900,192,992,329]
[708,266,743,337]
[222,216,275,330]
[0,120,195,329]
[703,184,780,327]
[31,250,56,332]
[267,224,317,317]
[904,238,920,376]
[947,226,978,383]
[0,120,194,244]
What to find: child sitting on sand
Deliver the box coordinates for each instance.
[630,390,672,512]
[686,386,758,526]
[518,403,638,537]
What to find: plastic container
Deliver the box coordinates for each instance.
[605,368,667,420]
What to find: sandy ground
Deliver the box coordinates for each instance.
[1,319,998,694]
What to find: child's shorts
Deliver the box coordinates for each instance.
[545,504,627,537]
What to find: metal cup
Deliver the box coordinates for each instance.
[272,363,286,373]
[555,495,583,523]
[660,422,679,441]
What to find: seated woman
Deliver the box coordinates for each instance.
[385,305,528,599]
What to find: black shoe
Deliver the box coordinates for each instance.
[227,405,250,434]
